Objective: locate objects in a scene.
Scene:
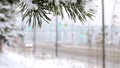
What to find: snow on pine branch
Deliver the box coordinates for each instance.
[19,0,96,28]
[84,0,97,12]
[19,0,96,12]
[20,0,38,10]
[0,1,25,47]
[48,0,77,6]
[20,0,77,10]
[48,0,77,3]
[0,22,24,46]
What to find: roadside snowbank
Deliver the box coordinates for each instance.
[0,50,94,68]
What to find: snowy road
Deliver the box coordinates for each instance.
[34,44,120,68]
[35,44,120,60]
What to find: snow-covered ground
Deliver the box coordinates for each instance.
[0,49,99,68]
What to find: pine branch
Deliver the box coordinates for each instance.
[19,0,96,28]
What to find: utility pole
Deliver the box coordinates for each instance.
[33,26,36,53]
[101,0,105,68]
[55,16,58,57]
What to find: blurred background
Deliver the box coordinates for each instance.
[9,0,120,68]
